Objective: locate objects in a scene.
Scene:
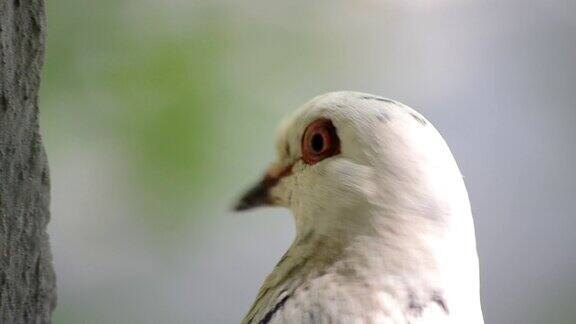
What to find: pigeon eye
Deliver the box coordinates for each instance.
[311,133,324,153]
[302,119,340,165]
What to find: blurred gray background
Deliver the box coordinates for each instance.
[42,0,576,323]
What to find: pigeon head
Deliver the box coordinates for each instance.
[235,91,473,242]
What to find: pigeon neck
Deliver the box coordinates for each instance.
[290,207,483,322]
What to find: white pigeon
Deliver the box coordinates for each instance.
[235,91,483,324]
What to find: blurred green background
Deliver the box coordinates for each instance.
[41,0,576,323]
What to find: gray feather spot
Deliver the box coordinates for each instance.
[409,112,427,126]
[376,111,391,123]
[407,292,424,317]
[406,290,448,317]
[360,95,396,104]
[432,291,449,314]
[259,293,291,324]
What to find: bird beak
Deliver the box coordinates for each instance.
[234,163,293,211]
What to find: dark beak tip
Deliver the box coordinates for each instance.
[234,163,292,213]
[233,180,271,212]
[233,200,251,212]
[233,195,267,212]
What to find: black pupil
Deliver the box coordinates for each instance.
[311,133,324,153]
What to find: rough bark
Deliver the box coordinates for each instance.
[0,0,57,322]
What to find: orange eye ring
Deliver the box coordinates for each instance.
[301,119,340,165]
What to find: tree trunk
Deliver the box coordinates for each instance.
[0,0,57,322]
